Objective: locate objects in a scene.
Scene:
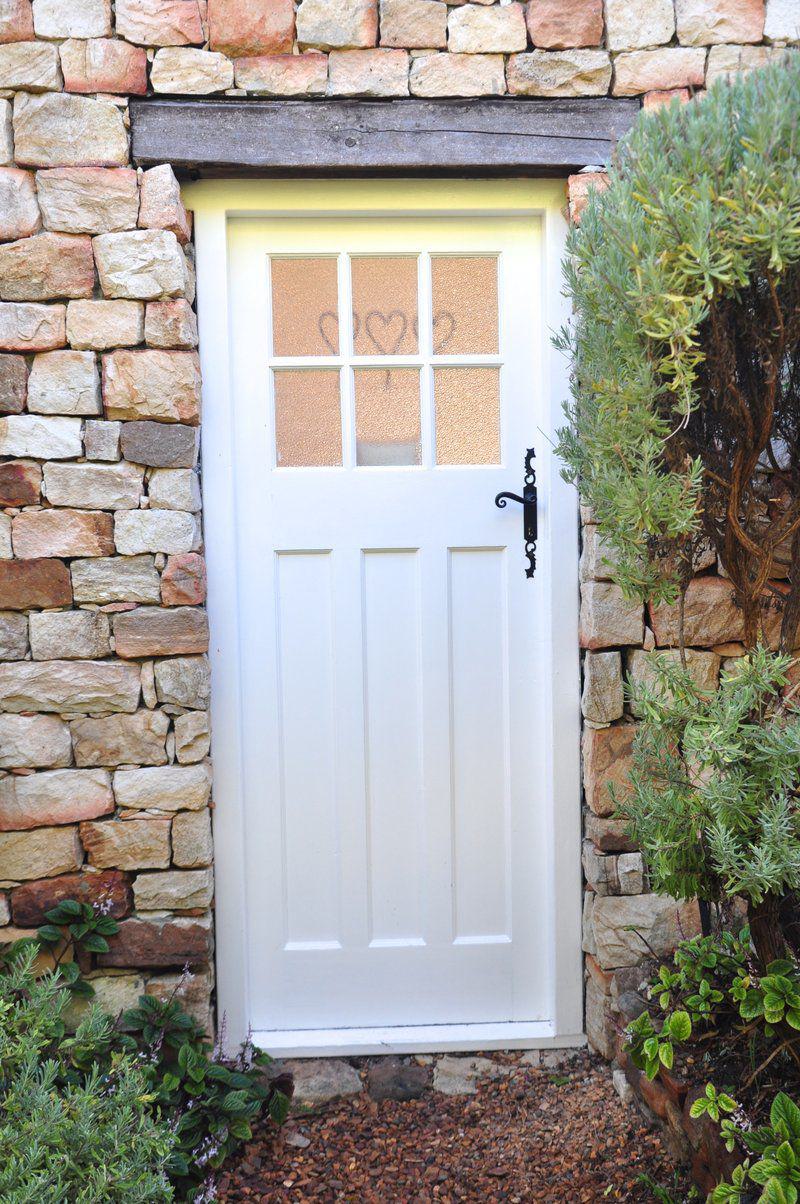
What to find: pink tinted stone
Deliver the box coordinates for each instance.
[642,87,691,109]
[582,724,636,817]
[161,552,207,605]
[612,48,706,95]
[115,0,205,46]
[0,167,40,241]
[0,232,94,302]
[12,509,115,559]
[138,164,191,245]
[0,0,34,42]
[675,0,765,45]
[102,350,201,424]
[60,37,148,94]
[233,50,327,95]
[567,171,609,224]
[649,576,746,647]
[0,768,114,831]
[208,0,294,55]
[527,0,603,47]
[328,47,409,96]
[113,605,209,657]
[0,557,72,608]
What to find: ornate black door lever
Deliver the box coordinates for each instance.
[495,448,538,579]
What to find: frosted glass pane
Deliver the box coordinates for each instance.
[274,369,341,467]
[351,256,418,357]
[355,368,420,466]
[431,256,498,355]
[271,256,339,356]
[435,367,500,465]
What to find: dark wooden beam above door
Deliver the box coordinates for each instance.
[130,97,639,177]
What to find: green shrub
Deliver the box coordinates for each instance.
[0,946,175,1203]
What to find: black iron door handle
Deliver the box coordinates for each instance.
[495,448,538,580]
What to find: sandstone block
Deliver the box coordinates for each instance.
[0,39,61,90]
[579,520,618,580]
[138,165,191,244]
[133,866,212,910]
[120,420,198,468]
[64,972,144,1025]
[675,0,764,45]
[582,723,635,817]
[94,230,188,301]
[649,576,745,646]
[591,894,701,969]
[765,0,800,42]
[0,825,82,879]
[114,761,211,812]
[113,606,208,658]
[10,868,131,925]
[99,916,211,967]
[13,93,128,169]
[605,0,674,50]
[507,49,612,95]
[0,167,40,241]
[0,658,141,713]
[32,0,111,37]
[160,551,206,605]
[67,299,144,351]
[0,513,10,558]
[0,301,65,352]
[0,767,113,831]
[297,0,378,49]
[0,354,27,414]
[208,0,294,55]
[0,713,72,768]
[151,47,233,93]
[171,808,212,867]
[28,350,100,415]
[84,419,121,461]
[43,461,143,511]
[705,42,789,84]
[71,555,160,605]
[174,710,210,763]
[580,581,643,650]
[145,967,212,1030]
[447,3,526,52]
[154,654,209,708]
[37,168,139,236]
[60,37,147,94]
[642,87,692,109]
[0,412,81,458]
[612,47,707,94]
[585,814,638,854]
[144,300,197,349]
[585,974,616,1060]
[380,0,446,47]
[0,460,40,505]
[627,648,720,716]
[102,350,201,424]
[233,50,328,94]
[409,51,505,95]
[582,842,644,897]
[115,0,205,45]
[0,0,34,41]
[114,509,200,555]
[0,232,94,303]
[0,100,10,166]
[29,609,110,661]
[581,650,623,724]
[0,558,72,609]
[0,610,28,658]
[526,0,603,48]
[328,47,409,95]
[71,709,169,767]
[146,469,201,512]
[81,817,170,869]
[12,509,114,559]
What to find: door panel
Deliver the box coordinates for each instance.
[228,214,549,1034]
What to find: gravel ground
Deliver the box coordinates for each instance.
[218,1051,689,1202]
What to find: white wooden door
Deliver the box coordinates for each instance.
[224,203,564,1049]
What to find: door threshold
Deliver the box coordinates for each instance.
[252,1021,587,1058]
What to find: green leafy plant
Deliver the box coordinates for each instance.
[689,1082,738,1124]
[711,1092,800,1204]
[0,945,175,1202]
[627,1007,692,1080]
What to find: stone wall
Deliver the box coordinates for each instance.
[0,0,797,1038]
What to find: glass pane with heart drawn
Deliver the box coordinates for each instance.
[271,256,340,357]
[430,256,498,356]
[350,256,419,357]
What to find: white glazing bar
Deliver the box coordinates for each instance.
[418,250,434,468]
[339,252,355,469]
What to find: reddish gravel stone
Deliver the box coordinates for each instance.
[10,868,132,925]
[0,557,72,609]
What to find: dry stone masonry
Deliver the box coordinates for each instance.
[0,0,797,1038]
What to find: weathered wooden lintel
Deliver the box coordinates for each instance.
[130,97,640,177]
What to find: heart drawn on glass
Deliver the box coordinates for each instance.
[364,310,409,356]
[318,311,361,355]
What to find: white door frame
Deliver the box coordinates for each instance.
[185,179,583,1056]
